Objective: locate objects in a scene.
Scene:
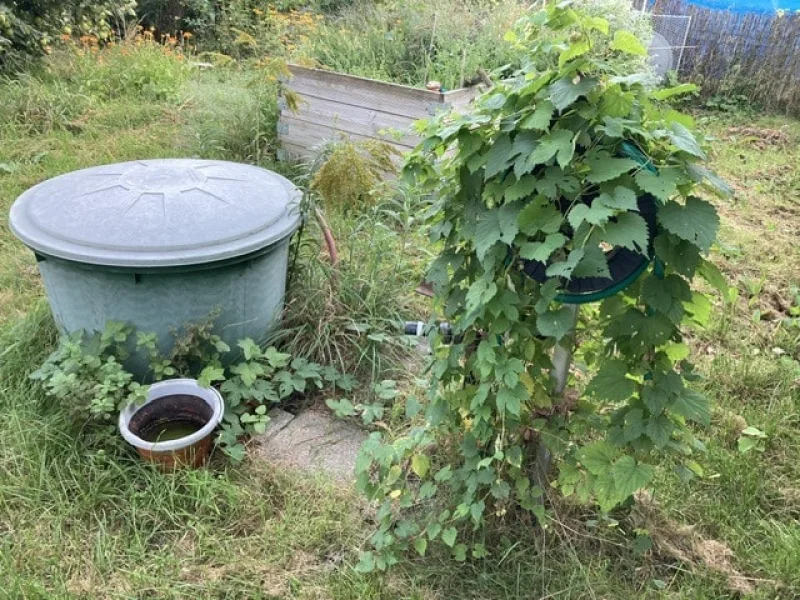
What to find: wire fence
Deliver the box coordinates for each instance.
[652,0,800,114]
[650,14,692,71]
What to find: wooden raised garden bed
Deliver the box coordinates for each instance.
[277,64,481,160]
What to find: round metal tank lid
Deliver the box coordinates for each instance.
[9,159,302,268]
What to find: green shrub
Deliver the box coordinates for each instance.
[30,319,356,461]
[356,1,727,568]
[298,0,654,89]
[310,140,399,212]
[185,3,322,60]
[0,0,137,73]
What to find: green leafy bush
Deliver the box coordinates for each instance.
[30,322,147,421]
[31,321,355,461]
[0,0,136,72]
[355,2,729,568]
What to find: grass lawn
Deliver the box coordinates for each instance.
[1,63,799,599]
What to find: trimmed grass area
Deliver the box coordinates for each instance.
[1,64,799,598]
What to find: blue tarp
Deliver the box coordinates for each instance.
[686,0,800,12]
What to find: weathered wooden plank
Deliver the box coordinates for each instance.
[443,86,482,108]
[278,117,416,158]
[286,78,434,120]
[287,94,421,131]
[278,141,316,161]
[280,65,480,160]
[286,66,437,120]
[288,64,443,102]
[282,97,422,147]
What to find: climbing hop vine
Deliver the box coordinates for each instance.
[355,1,730,570]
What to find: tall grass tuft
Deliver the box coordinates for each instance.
[0,73,94,135]
[183,68,281,164]
[281,191,431,380]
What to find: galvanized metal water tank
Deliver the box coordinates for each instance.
[10,159,301,364]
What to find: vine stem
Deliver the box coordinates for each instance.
[313,207,339,266]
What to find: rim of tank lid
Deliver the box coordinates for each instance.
[9,159,302,268]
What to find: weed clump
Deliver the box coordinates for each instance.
[310,140,398,212]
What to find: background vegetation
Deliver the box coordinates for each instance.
[655,0,800,115]
[0,0,799,597]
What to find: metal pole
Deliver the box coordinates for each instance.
[534,304,579,488]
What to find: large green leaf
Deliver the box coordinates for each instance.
[611,456,654,498]
[622,408,645,443]
[536,306,576,340]
[536,166,579,198]
[549,76,598,111]
[672,388,711,425]
[641,274,692,324]
[610,30,647,56]
[484,134,514,178]
[641,385,669,415]
[651,83,698,100]
[511,131,538,156]
[579,441,616,476]
[586,358,635,402]
[505,175,537,202]
[568,202,614,229]
[666,122,706,159]
[525,129,575,169]
[475,212,501,260]
[600,86,634,118]
[584,151,637,183]
[519,233,567,262]
[601,212,649,253]
[498,202,522,243]
[497,384,525,416]
[657,196,719,252]
[697,258,730,298]
[474,203,520,260]
[573,246,611,279]
[559,37,591,66]
[520,100,555,131]
[596,186,638,211]
[545,248,584,279]
[653,233,701,278]
[645,415,674,448]
[518,198,563,235]
[635,169,679,201]
[593,472,621,512]
[466,278,498,312]
[686,163,733,198]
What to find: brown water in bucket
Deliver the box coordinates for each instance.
[128,394,214,469]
